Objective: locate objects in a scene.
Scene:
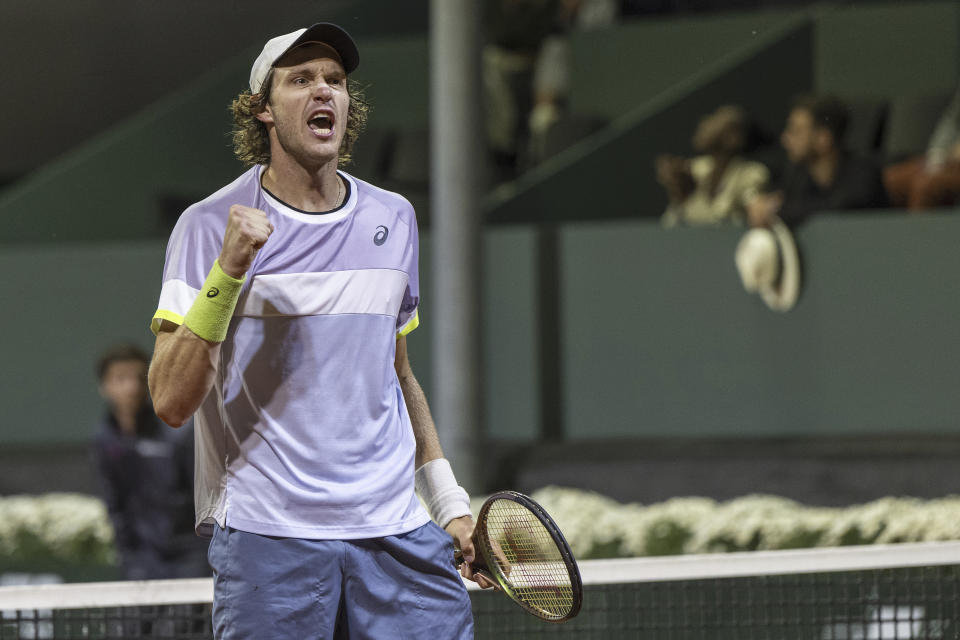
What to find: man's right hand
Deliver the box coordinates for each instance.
[747,192,783,228]
[219,205,274,279]
[655,155,694,203]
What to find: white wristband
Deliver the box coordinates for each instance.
[414,458,472,528]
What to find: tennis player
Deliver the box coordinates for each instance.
[148,23,487,638]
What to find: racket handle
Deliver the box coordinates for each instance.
[453,549,499,590]
[454,545,491,573]
[453,547,487,568]
[453,531,483,565]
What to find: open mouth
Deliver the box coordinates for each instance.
[308,114,334,136]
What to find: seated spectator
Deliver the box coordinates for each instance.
[527,0,618,165]
[748,95,888,228]
[657,105,769,227]
[92,344,209,580]
[884,85,960,210]
[484,0,563,177]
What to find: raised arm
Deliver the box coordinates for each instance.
[149,205,273,427]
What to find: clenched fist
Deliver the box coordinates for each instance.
[219,205,274,279]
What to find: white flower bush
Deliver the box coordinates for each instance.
[683,495,836,554]
[0,493,114,566]
[5,489,960,566]
[524,486,632,558]
[476,488,960,559]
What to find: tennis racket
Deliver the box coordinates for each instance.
[456,491,582,622]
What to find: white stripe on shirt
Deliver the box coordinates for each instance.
[236,269,409,319]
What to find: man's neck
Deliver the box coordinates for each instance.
[808,149,841,189]
[261,155,343,212]
[113,408,138,436]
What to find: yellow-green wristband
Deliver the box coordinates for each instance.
[183,261,245,343]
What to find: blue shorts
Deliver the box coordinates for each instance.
[207,522,474,639]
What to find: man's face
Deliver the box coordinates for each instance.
[781,108,816,165]
[257,43,350,168]
[99,359,148,415]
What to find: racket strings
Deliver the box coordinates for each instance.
[480,500,575,620]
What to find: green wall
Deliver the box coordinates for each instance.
[353,37,430,129]
[569,9,807,123]
[569,1,959,121]
[561,212,960,439]
[3,213,958,446]
[815,1,959,98]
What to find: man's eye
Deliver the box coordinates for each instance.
[293,77,308,85]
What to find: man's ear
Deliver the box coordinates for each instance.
[255,103,274,125]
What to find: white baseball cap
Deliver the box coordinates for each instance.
[249,22,360,94]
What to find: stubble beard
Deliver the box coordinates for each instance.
[275,126,341,173]
[270,102,345,173]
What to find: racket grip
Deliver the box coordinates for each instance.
[453,549,498,590]
[454,539,491,573]
[453,531,479,563]
[453,547,488,569]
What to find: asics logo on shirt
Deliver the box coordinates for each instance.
[374,226,389,246]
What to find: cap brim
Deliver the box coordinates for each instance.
[285,22,360,74]
[759,219,801,312]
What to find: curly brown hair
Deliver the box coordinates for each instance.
[230,69,370,168]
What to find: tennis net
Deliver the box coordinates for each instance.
[2,541,959,639]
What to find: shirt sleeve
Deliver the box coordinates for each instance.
[151,208,225,335]
[738,162,771,210]
[396,203,420,337]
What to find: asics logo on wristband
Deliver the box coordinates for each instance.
[207,287,220,298]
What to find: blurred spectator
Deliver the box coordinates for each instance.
[484,0,562,176]
[92,344,208,580]
[527,0,617,164]
[883,85,960,210]
[657,105,769,227]
[748,95,888,228]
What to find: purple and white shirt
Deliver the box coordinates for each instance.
[152,166,429,539]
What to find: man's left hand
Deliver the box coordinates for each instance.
[446,515,498,590]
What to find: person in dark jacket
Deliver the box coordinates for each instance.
[92,344,208,580]
[748,94,888,228]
